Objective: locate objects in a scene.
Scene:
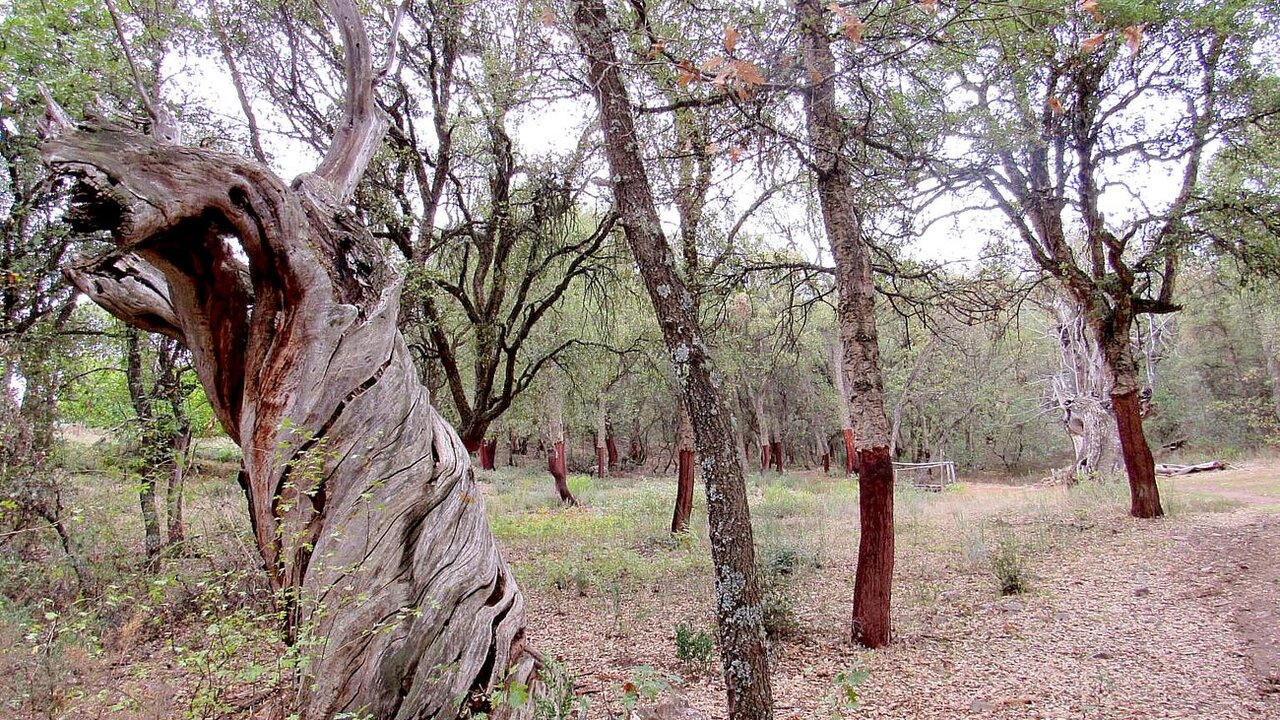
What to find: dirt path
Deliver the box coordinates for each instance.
[846,472,1280,720]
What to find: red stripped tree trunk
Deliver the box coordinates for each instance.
[799,0,895,649]
[481,438,496,471]
[760,444,771,472]
[771,440,784,473]
[1112,390,1163,518]
[843,428,856,474]
[823,452,830,475]
[550,440,577,506]
[852,447,895,644]
[606,433,620,471]
[673,448,695,533]
[672,410,695,533]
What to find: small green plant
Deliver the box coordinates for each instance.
[991,534,1027,595]
[673,621,715,674]
[616,666,675,714]
[532,660,588,720]
[832,661,870,715]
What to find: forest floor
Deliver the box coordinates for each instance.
[503,463,1280,720]
[3,441,1279,719]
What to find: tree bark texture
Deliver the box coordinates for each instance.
[43,10,534,709]
[572,2,774,716]
[124,326,164,561]
[798,0,896,649]
[672,410,695,534]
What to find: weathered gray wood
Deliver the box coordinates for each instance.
[1156,461,1228,476]
[41,2,534,715]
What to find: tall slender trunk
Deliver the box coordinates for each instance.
[596,398,608,479]
[548,401,577,506]
[798,0,895,648]
[124,327,163,561]
[572,2,774,715]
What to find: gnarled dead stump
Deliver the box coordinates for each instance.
[41,4,533,714]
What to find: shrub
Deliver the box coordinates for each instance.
[673,621,714,673]
[991,535,1027,595]
[761,586,800,640]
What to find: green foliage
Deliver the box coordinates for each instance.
[832,661,871,715]
[673,621,715,674]
[991,535,1029,596]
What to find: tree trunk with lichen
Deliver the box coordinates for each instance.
[572,1,774,716]
[798,0,896,649]
[42,4,533,715]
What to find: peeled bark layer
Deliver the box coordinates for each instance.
[46,125,532,719]
[1113,390,1164,519]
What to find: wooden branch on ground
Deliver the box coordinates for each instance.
[1156,461,1229,476]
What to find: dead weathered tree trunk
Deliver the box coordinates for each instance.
[44,3,534,717]
[798,0,896,649]
[1046,296,1120,479]
[572,1,774,716]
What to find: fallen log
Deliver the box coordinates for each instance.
[1156,461,1229,476]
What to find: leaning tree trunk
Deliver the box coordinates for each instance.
[572,1,775,716]
[42,26,534,714]
[1097,317,1164,518]
[798,0,896,649]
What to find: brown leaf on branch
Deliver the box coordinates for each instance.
[828,3,865,44]
[733,59,765,86]
[647,39,666,60]
[1080,33,1107,53]
[539,7,556,27]
[1048,96,1065,115]
[675,59,699,88]
[919,0,938,15]
[724,26,740,53]
[1123,25,1145,55]
[1080,0,1102,22]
